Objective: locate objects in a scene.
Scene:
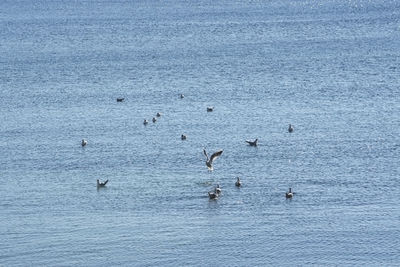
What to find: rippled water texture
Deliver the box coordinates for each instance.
[1,0,399,266]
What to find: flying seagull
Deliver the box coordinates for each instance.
[245,138,258,146]
[203,148,223,171]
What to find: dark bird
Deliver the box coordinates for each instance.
[207,107,214,112]
[235,177,241,187]
[152,117,157,123]
[156,112,162,117]
[288,124,294,133]
[246,138,258,146]
[97,179,108,187]
[286,188,294,198]
[208,191,218,199]
[203,149,223,171]
[143,119,149,125]
[180,94,184,99]
[116,98,124,102]
[208,186,221,199]
[81,139,87,147]
[181,134,187,140]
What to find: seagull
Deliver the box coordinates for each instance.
[143,119,149,125]
[208,191,218,199]
[286,187,293,198]
[203,148,223,171]
[97,179,108,187]
[81,139,87,147]
[215,184,222,194]
[181,134,187,140]
[288,124,294,133]
[245,138,258,146]
[235,177,241,187]
[206,107,214,112]
[156,112,162,117]
[116,98,124,102]
[152,117,157,123]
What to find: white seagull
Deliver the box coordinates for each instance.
[215,184,222,194]
[203,148,223,171]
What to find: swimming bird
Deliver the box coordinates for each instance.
[97,179,108,187]
[81,139,87,147]
[245,138,258,146]
[203,148,223,171]
[116,98,124,102]
[181,134,187,140]
[215,184,222,194]
[207,107,214,112]
[286,188,293,198]
[143,119,149,125]
[152,117,157,123]
[288,124,294,133]
[208,191,218,199]
[235,177,241,187]
[180,94,184,99]
[156,112,162,117]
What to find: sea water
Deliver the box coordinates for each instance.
[1,0,399,266]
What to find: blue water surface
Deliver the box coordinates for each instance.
[1,0,399,266]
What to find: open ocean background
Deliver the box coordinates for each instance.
[1,0,399,266]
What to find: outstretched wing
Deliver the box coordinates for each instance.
[203,149,209,160]
[245,140,252,144]
[210,150,223,163]
[103,180,108,185]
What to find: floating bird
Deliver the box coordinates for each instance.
[152,117,157,123]
[288,124,294,133]
[116,98,124,102]
[286,188,293,199]
[208,191,218,199]
[207,107,214,112]
[181,134,187,140]
[235,177,241,187]
[81,139,87,147]
[97,179,108,187]
[180,94,184,99]
[246,138,258,146]
[215,184,222,194]
[203,148,223,171]
[156,112,162,117]
[143,119,149,125]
